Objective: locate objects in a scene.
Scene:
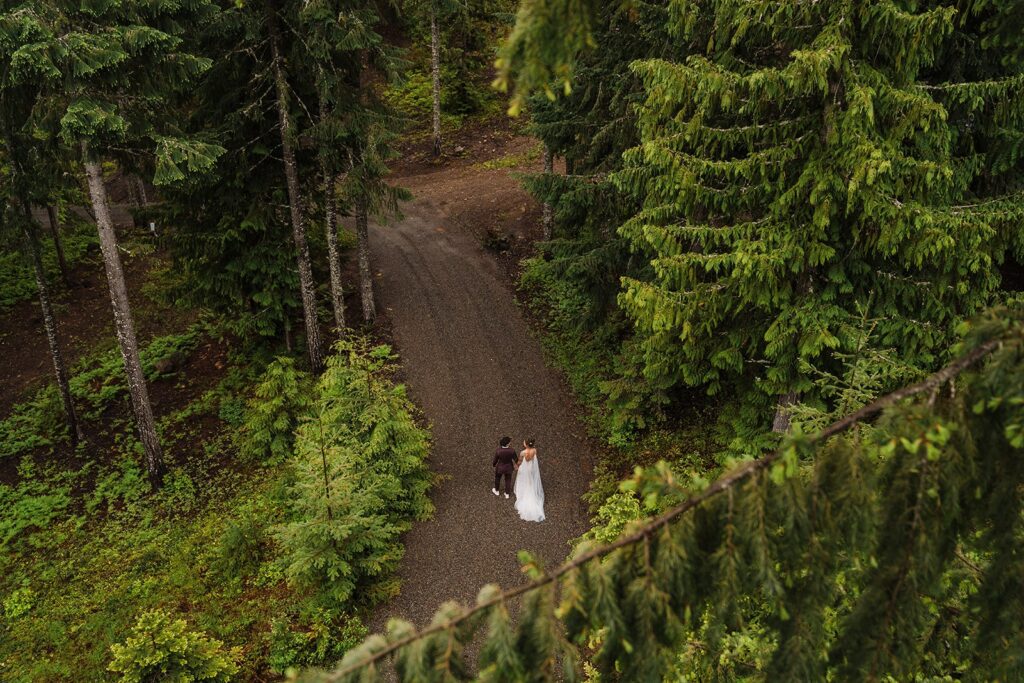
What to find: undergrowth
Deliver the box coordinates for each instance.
[0,214,98,310]
[0,329,431,680]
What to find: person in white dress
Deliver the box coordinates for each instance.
[514,438,545,522]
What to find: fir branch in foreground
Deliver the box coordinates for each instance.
[313,329,1009,681]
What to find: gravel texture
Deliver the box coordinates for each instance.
[366,198,593,632]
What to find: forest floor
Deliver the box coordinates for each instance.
[359,125,592,632]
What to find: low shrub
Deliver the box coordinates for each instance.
[235,356,312,462]
[108,609,240,682]
[267,609,367,673]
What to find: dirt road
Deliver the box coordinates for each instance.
[367,197,592,631]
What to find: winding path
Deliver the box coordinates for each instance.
[367,198,592,631]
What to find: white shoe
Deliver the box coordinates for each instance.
[504,493,510,499]
[492,488,500,496]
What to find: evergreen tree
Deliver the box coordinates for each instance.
[0,9,85,447]
[299,305,1024,682]
[155,1,302,343]
[4,0,224,485]
[610,0,1024,436]
[523,2,674,329]
[276,340,433,606]
[267,0,326,374]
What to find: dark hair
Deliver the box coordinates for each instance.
[524,438,536,448]
[499,436,512,448]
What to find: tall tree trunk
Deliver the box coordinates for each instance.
[430,5,442,158]
[323,167,346,335]
[22,204,82,446]
[772,391,798,434]
[82,143,165,486]
[355,196,375,323]
[45,205,71,287]
[542,144,554,240]
[267,2,325,374]
[134,176,148,206]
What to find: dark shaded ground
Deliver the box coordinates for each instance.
[364,194,592,633]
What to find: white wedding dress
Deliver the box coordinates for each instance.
[514,454,545,522]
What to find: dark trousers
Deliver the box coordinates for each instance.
[494,470,513,494]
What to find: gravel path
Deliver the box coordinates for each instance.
[367,198,592,632]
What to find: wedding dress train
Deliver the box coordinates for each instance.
[514,455,545,522]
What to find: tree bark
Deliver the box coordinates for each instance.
[430,5,442,157]
[355,195,375,323]
[45,205,71,287]
[267,2,325,374]
[323,167,346,335]
[82,144,164,486]
[134,176,148,205]
[22,204,82,446]
[772,391,799,434]
[542,144,554,240]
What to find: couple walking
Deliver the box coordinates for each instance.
[492,436,545,522]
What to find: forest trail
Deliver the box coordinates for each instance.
[365,189,592,631]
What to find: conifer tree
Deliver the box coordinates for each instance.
[44,205,69,287]
[0,16,82,447]
[610,0,1024,435]
[5,0,224,485]
[266,0,326,374]
[299,305,1024,682]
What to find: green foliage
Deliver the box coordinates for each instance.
[303,306,1024,682]
[84,457,150,516]
[275,340,434,607]
[67,327,201,420]
[0,217,96,310]
[0,477,70,549]
[212,506,268,582]
[3,586,34,622]
[613,0,1024,437]
[235,356,313,463]
[268,610,368,673]
[0,385,64,459]
[108,609,240,683]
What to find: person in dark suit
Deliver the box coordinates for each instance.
[492,436,517,499]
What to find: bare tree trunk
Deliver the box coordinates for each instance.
[772,391,799,434]
[45,205,71,287]
[268,2,325,374]
[134,176,148,206]
[323,168,346,335]
[82,144,164,486]
[22,204,82,446]
[355,196,375,323]
[430,5,442,158]
[542,145,554,241]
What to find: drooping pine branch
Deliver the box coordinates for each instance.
[312,324,1011,682]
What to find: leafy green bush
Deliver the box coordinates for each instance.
[275,340,433,606]
[213,508,268,581]
[108,609,240,682]
[3,586,34,621]
[235,356,312,462]
[267,609,367,673]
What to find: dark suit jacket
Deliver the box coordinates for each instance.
[493,447,518,474]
